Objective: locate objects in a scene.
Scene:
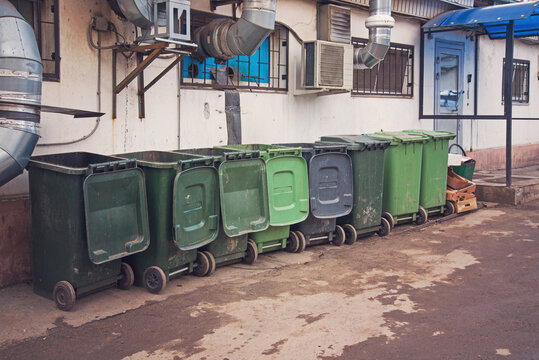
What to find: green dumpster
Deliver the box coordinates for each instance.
[175,148,270,267]
[216,144,309,254]
[114,151,220,294]
[27,152,150,311]
[366,132,429,226]
[404,130,456,216]
[319,136,391,240]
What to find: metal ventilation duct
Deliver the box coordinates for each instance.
[354,0,395,69]
[192,0,278,61]
[0,0,42,187]
[110,0,159,29]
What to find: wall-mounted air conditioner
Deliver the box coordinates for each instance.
[302,40,353,91]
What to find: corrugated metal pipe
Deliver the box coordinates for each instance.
[354,0,395,69]
[192,0,277,61]
[0,0,42,187]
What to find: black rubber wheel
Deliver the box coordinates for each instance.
[143,266,167,294]
[294,231,307,253]
[382,212,395,230]
[443,200,455,216]
[286,231,300,253]
[193,251,210,277]
[332,225,345,246]
[415,206,428,225]
[243,239,258,265]
[53,281,76,311]
[117,262,134,290]
[343,224,357,245]
[377,217,391,237]
[203,251,216,276]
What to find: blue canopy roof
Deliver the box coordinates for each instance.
[424,1,539,39]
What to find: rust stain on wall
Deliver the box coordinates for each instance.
[0,197,32,287]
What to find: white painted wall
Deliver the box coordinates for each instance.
[1,0,538,196]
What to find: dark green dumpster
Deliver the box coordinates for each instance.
[27,152,150,310]
[216,144,309,254]
[275,143,353,247]
[115,151,220,294]
[175,148,270,267]
[367,131,429,226]
[319,135,391,240]
[404,130,456,216]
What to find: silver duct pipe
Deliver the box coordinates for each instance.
[354,0,395,69]
[0,0,42,187]
[193,0,277,61]
[113,0,154,29]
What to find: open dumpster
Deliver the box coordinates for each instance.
[175,147,270,267]
[216,144,309,254]
[275,143,353,247]
[27,152,150,310]
[114,151,219,293]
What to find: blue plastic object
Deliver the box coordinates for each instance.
[424,2,539,39]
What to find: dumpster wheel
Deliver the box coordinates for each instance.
[343,224,357,245]
[286,231,300,253]
[377,218,391,237]
[244,239,258,265]
[382,212,395,230]
[193,252,210,277]
[294,231,307,253]
[117,262,135,290]
[415,206,428,225]
[143,266,167,294]
[53,281,76,311]
[203,251,216,276]
[443,200,455,216]
[333,225,345,246]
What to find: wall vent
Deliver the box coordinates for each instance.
[318,4,351,44]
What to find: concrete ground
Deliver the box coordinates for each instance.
[0,201,538,360]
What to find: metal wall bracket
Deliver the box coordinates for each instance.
[112,40,197,119]
[210,0,240,11]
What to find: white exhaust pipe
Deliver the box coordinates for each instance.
[354,0,395,69]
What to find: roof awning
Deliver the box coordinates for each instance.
[423,1,539,39]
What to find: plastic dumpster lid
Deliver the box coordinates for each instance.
[367,131,428,145]
[319,135,390,150]
[173,165,220,251]
[403,130,456,140]
[83,167,150,264]
[219,157,270,236]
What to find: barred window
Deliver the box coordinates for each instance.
[502,59,529,104]
[9,0,60,81]
[352,38,413,97]
[181,11,288,91]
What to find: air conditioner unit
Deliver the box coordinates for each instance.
[303,40,353,90]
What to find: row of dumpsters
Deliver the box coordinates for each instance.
[27,130,460,310]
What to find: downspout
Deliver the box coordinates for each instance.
[193,0,277,61]
[354,0,395,69]
[0,0,42,187]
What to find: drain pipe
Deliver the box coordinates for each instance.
[193,0,277,61]
[0,0,42,187]
[354,0,395,69]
